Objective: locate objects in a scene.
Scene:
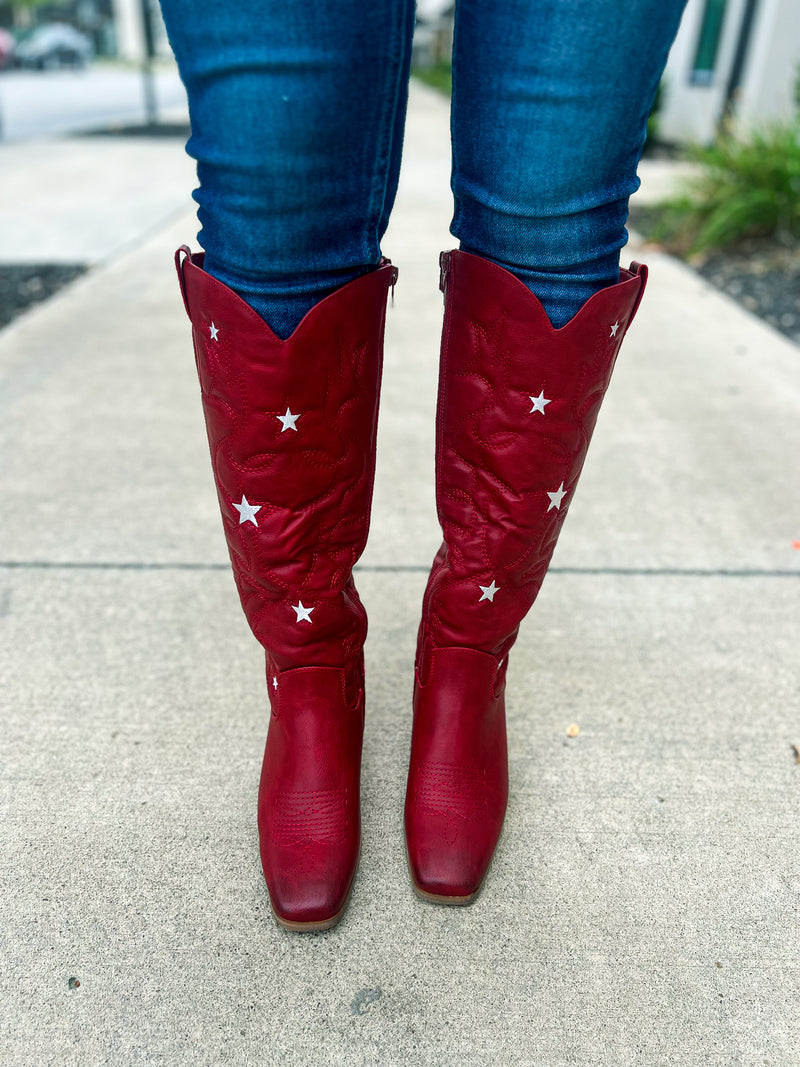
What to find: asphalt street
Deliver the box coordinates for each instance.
[0,65,187,141]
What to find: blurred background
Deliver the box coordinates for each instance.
[0,0,798,336]
[0,0,184,138]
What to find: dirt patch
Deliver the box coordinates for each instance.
[629,205,800,348]
[0,263,88,330]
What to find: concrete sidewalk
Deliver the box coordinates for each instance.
[1,82,799,1066]
[0,129,194,265]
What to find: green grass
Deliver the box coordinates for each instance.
[652,120,800,254]
[411,61,452,97]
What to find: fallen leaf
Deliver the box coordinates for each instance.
[566,723,580,738]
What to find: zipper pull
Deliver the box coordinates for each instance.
[439,250,451,298]
[390,264,398,306]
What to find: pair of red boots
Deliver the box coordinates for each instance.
[175,246,647,931]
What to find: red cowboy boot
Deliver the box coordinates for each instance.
[406,249,647,903]
[175,248,397,930]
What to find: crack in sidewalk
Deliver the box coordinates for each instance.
[0,561,798,578]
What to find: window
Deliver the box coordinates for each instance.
[691,0,728,85]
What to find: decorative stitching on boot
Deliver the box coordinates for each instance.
[414,761,487,821]
[186,275,390,665]
[422,257,644,658]
[271,785,350,845]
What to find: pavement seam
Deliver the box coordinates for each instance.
[0,560,798,578]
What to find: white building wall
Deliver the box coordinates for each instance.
[659,0,800,144]
[738,0,800,125]
[111,0,142,61]
[112,0,171,62]
[659,0,748,143]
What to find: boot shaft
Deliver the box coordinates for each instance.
[175,248,397,673]
[419,250,647,672]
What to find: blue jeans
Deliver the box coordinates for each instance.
[159,0,686,335]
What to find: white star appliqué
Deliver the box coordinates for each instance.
[277,407,300,432]
[529,391,551,416]
[233,495,261,526]
[209,322,219,341]
[609,321,620,338]
[479,580,500,603]
[292,601,314,624]
[547,482,567,511]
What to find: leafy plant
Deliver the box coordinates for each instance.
[643,78,665,153]
[652,119,800,253]
[411,60,452,96]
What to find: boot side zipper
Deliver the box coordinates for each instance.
[439,250,451,299]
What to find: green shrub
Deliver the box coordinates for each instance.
[411,61,452,96]
[643,79,665,153]
[654,120,800,253]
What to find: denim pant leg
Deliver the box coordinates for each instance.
[159,0,415,338]
[450,0,688,327]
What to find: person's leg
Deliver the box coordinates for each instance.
[450,0,687,327]
[163,0,414,931]
[406,1,687,904]
[159,0,415,337]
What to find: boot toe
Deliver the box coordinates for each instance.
[262,842,358,931]
[405,810,500,903]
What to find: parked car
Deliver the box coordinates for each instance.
[14,24,93,70]
[0,27,16,70]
